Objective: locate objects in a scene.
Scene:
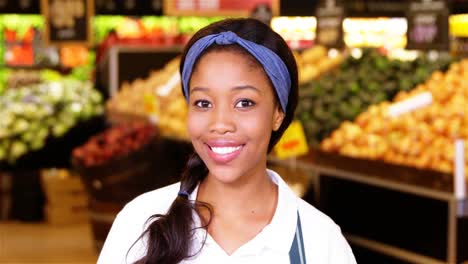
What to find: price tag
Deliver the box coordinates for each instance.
[315,0,345,49]
[156,72,180,97]
[41,0,94,46]
[388,92,433,118]
[406,0,449,51]
[454,140,466,200]
[274,120,309,160]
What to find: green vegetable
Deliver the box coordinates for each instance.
[0,79,103,163]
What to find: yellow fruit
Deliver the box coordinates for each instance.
[301,45,327,64]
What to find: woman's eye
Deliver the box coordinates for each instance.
[194,100,212,108]
[235,99,256,108]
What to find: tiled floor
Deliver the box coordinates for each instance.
[0,221,98,264]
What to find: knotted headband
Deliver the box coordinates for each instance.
[181,31,291,113]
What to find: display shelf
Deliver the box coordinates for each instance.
[1,64,64,70]
[0,116,106,171]
[268,149,468,264]
[346,234,448,264]
[96,44,183,98]
[272,149,466,204]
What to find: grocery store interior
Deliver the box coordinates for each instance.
[1,0,468,263]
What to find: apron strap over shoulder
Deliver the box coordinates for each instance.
[289,211,306,264]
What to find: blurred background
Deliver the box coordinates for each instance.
[0,0,468,263]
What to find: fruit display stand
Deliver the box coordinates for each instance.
[269,149,468,264]
[106,55,189,139]
[96,44,183,98]
[72,122,193,250]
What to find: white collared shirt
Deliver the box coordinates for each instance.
[98,169,357,264]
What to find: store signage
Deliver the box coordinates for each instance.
[94,0,163,15]
[279,0,317,16]
[452,0,468,14]
[0,0,40,14]
[41,0,94,46]
[344,0,407,18]
[315,0,345,49]
[406,0,450,50]
[163,0,279,17]
[274,120,309,159]
[452,37,468,57]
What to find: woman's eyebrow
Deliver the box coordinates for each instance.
[190,85,262,94]
[231,85,261,94]
[190,87,209,94]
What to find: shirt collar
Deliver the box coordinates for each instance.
[263,168,299,254]
[189,169,299,255]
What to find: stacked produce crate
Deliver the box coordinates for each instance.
[41,169,89,225]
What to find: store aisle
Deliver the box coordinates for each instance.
[0,221,98,264]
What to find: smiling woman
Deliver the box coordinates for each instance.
[97,18,357,264]
[188,50,283,184]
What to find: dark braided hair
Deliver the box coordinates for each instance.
[132,18,298,264]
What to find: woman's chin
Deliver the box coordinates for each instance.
[206,167,244,185]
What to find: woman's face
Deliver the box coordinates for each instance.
[187,50,284,184]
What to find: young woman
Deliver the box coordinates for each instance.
[98,18,356,264]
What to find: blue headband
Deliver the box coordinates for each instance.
[181,31,291,112]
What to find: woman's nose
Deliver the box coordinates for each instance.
[208,105,235,134]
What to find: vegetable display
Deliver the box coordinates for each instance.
[0,80,103,163]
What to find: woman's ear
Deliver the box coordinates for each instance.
[272,106,285,132]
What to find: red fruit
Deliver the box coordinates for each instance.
[4,29,16,42]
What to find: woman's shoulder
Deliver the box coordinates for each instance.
[118,182,181,222]
[297,198,357,263]
[97,182,182,264]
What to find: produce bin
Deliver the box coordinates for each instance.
[73,136,193,251]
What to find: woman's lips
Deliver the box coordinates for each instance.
[205,143,244,164]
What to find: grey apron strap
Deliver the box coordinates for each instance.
[289,211,306,264]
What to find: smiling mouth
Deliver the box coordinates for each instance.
[205,143,245,164]
[210,146,243,155]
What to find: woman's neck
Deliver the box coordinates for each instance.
[197,166,277,220]
[196,166,278,255]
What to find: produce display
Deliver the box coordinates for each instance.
[0,67,93,95]
[72,122,156,167]
[106,57,188,139]
[321,59,468,175]
[60,45,90,68]
[297,49,453,147]
[95,16,223,63]
[0,15,63,67]
[0,80,103,163]
[94,16,223,44]
[295,45,344,85]
[1,15,42,65]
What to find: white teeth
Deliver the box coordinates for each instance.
[211,146,242,155]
